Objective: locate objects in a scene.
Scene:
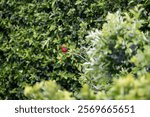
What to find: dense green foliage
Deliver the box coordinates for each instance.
[24,80,74,100]
[24,73,150,100]
[24,6,150,100]
[82,6,149,90]
[104,73,150,100]
[77,73,150,100]
[0,0,149,99]
[131,45,150,75]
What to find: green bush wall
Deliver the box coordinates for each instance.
[82,6,150,91]
[0,0,149,99]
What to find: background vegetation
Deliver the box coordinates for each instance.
[0,0,149,99]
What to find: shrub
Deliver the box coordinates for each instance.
[104,73,150,100]
[0,0,148,99]
[76,84,97,100]
[77,73,150,100]
[24,80,74,100]
[131,45,150,75]
[82,6,149,90]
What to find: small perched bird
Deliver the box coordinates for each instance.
[61,44,68,53]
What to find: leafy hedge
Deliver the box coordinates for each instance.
[77,73,150,100]
[104,73,150,100]
[24,6,150,100]
[131,45,150,76]
[24,80,74,100]
[0,0,149,99]
[81,6,150,90]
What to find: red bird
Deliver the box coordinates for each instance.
[61,45,68,53]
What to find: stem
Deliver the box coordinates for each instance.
[73,53,88,62]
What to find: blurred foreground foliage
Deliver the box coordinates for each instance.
[24,80,74,100]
